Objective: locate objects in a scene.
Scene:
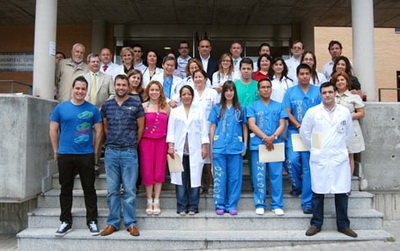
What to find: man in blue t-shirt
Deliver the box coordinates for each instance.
[283,64,321,214]
[49,76,103,237]
[100,74,145,237]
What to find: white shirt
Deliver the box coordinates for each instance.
[322,60,334,80]
[211,71,234,88]
[285,56,301,82]
[134,61,147,73]
[142,67,163,88]
[200,55,210,72]
[232,56,242,73]
[271,75,295,103]
[100,62,119,79]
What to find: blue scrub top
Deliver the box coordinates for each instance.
[247,99,288,151]
[282,85,321,131]
[208,104,247,155]
[163,75,173,98]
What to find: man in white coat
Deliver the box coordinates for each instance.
[300,81,357,238]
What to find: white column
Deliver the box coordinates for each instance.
[352,0,375,100]
[91,19,106,55]
[301,19,315,52]
[32,0,57,99]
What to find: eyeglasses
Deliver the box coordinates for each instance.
[133,50,142,53]
[221,60,231,63]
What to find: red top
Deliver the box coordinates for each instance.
[253,70,269,82]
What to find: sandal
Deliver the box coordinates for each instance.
[145,199,153,215]
[153,199,161,215]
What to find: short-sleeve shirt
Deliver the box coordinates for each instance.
[234,79,259,108]
[101,96,145,149]
[50,101,102,154]
[283,85,321,131]
[247,100,288,150]
[208,104,247,154]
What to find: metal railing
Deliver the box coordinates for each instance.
[378,88,400,102]
[0,80,32,95]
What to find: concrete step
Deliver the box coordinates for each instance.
[17,228,393,251]
[51,173,361,192]
[27,208,384,231]
[38,189,373,211]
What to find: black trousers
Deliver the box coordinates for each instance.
[58,154,98,224]
[310,192,350,229]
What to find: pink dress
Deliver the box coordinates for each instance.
[140,112,168,185]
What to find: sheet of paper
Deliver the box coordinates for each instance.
[311,132,322,149]
[258,143,285,163]
[291,134,308,152]
[167,153,184,173]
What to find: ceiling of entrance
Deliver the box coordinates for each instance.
[1,0,399,27]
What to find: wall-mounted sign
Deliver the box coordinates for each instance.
[0,52,34,72]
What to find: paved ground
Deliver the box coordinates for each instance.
[2,221,400,250]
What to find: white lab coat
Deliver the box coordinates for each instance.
[167,104,210,187]
[151,72,182,103]
[300,103,353,194]
[271,75,295,103]
[142,67,163,88]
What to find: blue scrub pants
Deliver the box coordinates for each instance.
[213,153,243,211]
[285,131,312,209]
[251,150,283,209]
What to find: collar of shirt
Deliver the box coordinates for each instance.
[91,71,99,77]
[67,58,84,68]
[200,55,210,61]
[322,103,337,119]
[336,90,352,98]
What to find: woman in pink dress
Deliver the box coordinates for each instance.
[140,80,170,215]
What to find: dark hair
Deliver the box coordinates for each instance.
[179,85,195,100]
[257,54,274,77]
[296,63,311,76]
[192,69,207,79]
[198,38,212,46]
[56,51,66,58]
[331,56,352,77]
[179,41,190,47]
[239,57,254,69]
[218,81,243,120]
[230,41,243,48]
[114,74,129,85]
[257,78,272,89]
[162,55,177,68]
[72,76,88,88]
[320,81,337,92]
[271,57,291,81]
[258,43,271,53]
[328,40,343,50]
[132,44,143,50]
[301,51,319,84]
[145,49,159,67]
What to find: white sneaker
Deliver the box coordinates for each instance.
[272,208,285,216]
[255,208,265,215]
[55,222,72,237]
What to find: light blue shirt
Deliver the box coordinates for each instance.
[247,99,287,151]
[208,104,247,154]
[282,84,321,132]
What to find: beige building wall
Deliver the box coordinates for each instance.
[315,27,400,102]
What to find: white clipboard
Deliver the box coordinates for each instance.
[258,143,285,163]
[167,153,184,173]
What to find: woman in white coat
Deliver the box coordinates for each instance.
[152,56,182,108]
[167,85,209,215]
[192,69,219,194]
[301,51,327,87]
[142,50,163,88]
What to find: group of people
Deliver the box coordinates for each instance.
[50,39,365,239]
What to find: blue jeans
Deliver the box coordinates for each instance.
[176,155,200,213]
[213,153,243,211]
[251,150,283,209]
[104,148,138,229]
[285,130,312,209]
[311,193,350,229]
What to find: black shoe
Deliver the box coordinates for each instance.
[55,222,72,237]
[305,225,321,236]
[303,207,313,214]
[338,227,358,238]
[289,190,301,197]
[87,221,100,236]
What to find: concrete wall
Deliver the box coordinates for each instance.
[0,95,56,201]
[361,102,400,191]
